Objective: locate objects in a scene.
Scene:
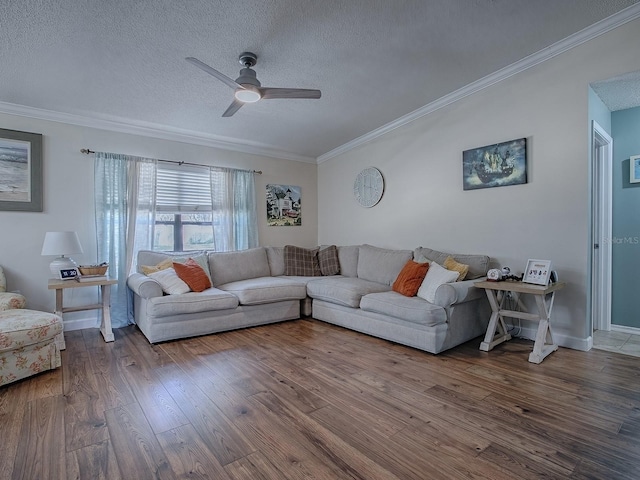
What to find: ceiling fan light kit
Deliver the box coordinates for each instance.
[235,86,261,103]
[186,52,321,117]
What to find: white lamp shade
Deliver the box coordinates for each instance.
[41,231,83,256]
[42,232,83,277]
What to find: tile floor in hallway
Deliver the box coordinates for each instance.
[593,329,640,357]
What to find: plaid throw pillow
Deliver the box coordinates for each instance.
[284,245,322,276]
[318,245,340,276]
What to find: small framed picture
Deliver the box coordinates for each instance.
[630,155,640,184]
[523,259,552,285]
[58,268,79,280]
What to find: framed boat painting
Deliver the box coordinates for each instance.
[0,128,43,211]
[463,138,527,190]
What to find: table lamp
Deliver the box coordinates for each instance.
[41,231,83,277]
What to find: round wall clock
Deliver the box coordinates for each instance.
[353,167,384,208]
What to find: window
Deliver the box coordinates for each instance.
[154,163,214,252]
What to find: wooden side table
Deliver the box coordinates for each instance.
[48,277,118,347]
[474,280,565,364]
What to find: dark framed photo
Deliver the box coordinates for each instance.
[463,138,527,190]
[0,128,43,212]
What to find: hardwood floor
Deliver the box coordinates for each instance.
[1,318,640,479]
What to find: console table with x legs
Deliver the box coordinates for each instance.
[474,280,565,364]
[48,277,118,346]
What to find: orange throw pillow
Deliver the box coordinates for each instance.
[392,260,430,297]
[173,258,211,292]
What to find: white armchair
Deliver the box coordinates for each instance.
[0,266,26,311]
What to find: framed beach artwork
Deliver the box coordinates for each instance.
[463,138,527,191]
[630,155,640,184]
[266,184,301,226]
[0,129,43,211]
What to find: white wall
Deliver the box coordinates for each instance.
[318,19,640,350]
[0,114,317,329]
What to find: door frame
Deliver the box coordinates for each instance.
[590,120,613,332]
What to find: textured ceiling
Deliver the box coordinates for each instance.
[591,70,640,111]
[0,0,639,161]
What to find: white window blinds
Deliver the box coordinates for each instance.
[155,163,212,212]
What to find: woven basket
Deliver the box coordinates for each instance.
[78,265,108,276]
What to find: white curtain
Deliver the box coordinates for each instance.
[210,167,259,251]
[95,152,156,327]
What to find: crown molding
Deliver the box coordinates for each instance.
[317,4,640,164]
[0,101,317,164]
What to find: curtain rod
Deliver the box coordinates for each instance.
[80,148,263,175]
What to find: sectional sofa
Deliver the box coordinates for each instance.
[127,244,491,354]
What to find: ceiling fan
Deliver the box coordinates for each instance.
[186,52,322,117]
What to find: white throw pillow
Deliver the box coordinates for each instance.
[417,262,459,303]
[149,267,190,295]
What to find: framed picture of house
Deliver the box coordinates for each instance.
[0,128,43,212]
[462,138,527,190]
[630,155,640,184]
[266,184,301,226]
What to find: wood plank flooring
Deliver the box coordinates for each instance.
[1,318,640,479]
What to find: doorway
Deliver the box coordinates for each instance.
[591,120,612,333]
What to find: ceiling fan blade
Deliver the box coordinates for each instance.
[222,98,244,117]
[185,57,241,90]
[260,87,322,100]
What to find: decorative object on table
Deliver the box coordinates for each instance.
[353,167,384,207]
[522,259,552,285]
[41,231,84,278]
[266,184,301,226]
[462,138,527,190]
[58,268,79,280]
[0,128,43,212]
[77,275,108,283]
[78,263,109,276]
[77,263,109,282]
[487,268,502,282]
[630,155,640,184]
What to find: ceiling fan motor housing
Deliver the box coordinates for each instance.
[235,67,261,87]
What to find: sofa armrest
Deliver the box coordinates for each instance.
[433,278,486,308]
[127,273,163,299]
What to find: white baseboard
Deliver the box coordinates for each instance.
[509,324,593,352]
[62,316,99,332]
[610,324,640,335]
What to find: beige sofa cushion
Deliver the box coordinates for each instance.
[306,277,390,308]
[145,288,239,318]
[360,291,447,327]
[208,248,271,287]
[414,247,489,280]
[265,246,285,276]
[337,245,359,277]
[219,277,307,305]
[357,244,413,286]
